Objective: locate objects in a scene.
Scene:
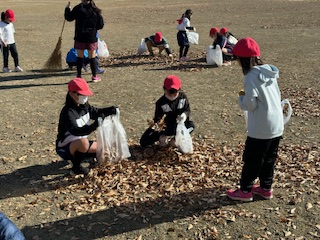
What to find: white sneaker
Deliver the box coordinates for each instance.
[14,66,23,72]
[3,67,12,73]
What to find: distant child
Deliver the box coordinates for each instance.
[209,27,234,66]
[176,9,195,61]
[66,48,90,71]
[0,10,23,72]
[220,27,238,45]
[140,75,195,148]
[56,78,117,175]
[226,37,284,201]
[65,0,104,82]
[66,49,104,74]
[145,32,173,60]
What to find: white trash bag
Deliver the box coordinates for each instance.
[243,110,248,130]
[97,38,110,58]
[228,35,238,45]
[175,121,193,154]
[206,45,223,66]
[137,38,147,55]
[186,32,199,45]
[96,109,131,164]
[281,99,293,124]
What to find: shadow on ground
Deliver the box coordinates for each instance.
[21,186,239,239]
[0,160,70,200]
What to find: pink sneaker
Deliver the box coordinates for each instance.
[252,185,273,199]
[226,189,253,202]
[92,76,101,82]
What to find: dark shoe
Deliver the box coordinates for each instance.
[70,166,90,176]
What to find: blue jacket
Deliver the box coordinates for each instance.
[66,48,89,63]
[0,212,25,240]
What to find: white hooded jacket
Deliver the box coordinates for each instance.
[239,64,284,139]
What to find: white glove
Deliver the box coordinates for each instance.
[177,113,187,123]
[193,27,196,32]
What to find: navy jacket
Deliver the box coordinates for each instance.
[65,3,104,43]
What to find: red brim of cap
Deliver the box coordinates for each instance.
[168,85,180,90]
[78,89,93,96]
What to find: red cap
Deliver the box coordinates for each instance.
[220,27,228,35]
[209,27,219,36]
[68,78,93,96]
[164,75,181,90]
[5,9,16,22]
[233,37,261,57]
[154,32,162,43]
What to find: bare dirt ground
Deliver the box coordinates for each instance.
[0,0,319,239]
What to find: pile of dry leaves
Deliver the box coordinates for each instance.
[57,139,319,217]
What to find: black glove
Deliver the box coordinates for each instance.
[97,112,105,119]
[104,106,117,116]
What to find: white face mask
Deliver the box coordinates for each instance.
[78,95,88,105]
[165,93,178,101]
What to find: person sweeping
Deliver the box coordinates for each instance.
[65,0,104,82]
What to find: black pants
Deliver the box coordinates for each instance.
[140,121,195,147]
[2,43,19,68]
[240,136,282,192]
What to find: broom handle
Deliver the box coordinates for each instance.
[60,19,66,38]
[60,2,69,38]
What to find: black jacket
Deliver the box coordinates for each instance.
[154,91,191,130]
[65,3,104,43]
[56,94,113,145]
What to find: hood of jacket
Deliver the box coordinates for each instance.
[251,64,279,84]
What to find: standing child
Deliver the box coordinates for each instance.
[176,9,195,61]
[226,37,284,201]
[140,75,195,148]
[65,0,104,82]
[0,10,23,72]
[56,78,117,175]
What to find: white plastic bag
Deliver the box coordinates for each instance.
[228,35,238,45]
[281,99,292,124]
[186,32,199,45]
[206,45,223,66]
[96,109,131,164]
[243,110,248,130]
[137,38,147,55]
[97,38,110,58]
[175,122,193,154]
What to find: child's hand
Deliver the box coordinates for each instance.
[238,89,245,96]
[177,113,187,123]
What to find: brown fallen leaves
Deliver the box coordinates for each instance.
[282,87,320,117]
[56,139,319,217]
